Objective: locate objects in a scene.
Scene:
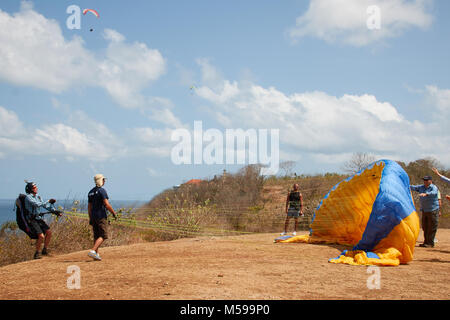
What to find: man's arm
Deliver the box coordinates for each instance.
[25,194,56,215]
[285,194,289,213]
[423,186,438,197]
[103,199,117,219]
[88,202,93,224]
[410,185,428,198]
[300,194,304,215]
[440,175,450,184]
[433,167,450,184]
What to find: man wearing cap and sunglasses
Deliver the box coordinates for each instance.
[410,175,440,248]
[87,174,117,261]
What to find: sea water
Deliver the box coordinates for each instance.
[0,198,146,226]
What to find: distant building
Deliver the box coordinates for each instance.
[184,179,202,186]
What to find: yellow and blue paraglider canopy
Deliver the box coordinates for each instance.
[275,160,420,266]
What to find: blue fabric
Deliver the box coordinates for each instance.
[354,160,416,252]
[24,194,56,220]
[366,252,379,259]
[410,184,439,212]
[88,186,109,220]
[275,235,293,241]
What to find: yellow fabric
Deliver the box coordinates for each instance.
[373,211,420,264]
[329,248,402,266]
[308,162,384,246]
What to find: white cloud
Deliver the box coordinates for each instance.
[194,61,450,165]
[0,2,93,92]
[425,85,450,114]
[0,3,166,108]
[128,127,175,158]
[288,0,433,46]
[0,106,122,161]
[34,124,109,160]
[99,29,166,108]
[0,106,26,137]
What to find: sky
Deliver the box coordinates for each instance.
[0,0,449,201]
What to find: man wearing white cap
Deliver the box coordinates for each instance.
[87,174,117,261]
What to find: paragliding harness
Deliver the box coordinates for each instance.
[15,194,62,239]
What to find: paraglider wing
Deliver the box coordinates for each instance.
[83,9,100,18]
[276,160,420,266]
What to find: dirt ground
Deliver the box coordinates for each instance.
[0,229,449,300]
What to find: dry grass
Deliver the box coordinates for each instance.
[0,215,142,267]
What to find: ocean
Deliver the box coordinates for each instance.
[0,198,147,226]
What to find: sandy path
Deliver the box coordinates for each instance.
[0,230,449,300]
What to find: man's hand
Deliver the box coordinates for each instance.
[446,195,450,202]
[419,193,428,197]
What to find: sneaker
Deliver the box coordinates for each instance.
[41,247,49,255]
[280,232,287,236]
[292,231,297,236]
[88,250,102,261]
[34,251,42,259]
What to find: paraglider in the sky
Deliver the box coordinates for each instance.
[189,85,197,95]
[275,159,420,266]
[83,9,100,18]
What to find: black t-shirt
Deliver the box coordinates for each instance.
[288,191,301,210]
[88,186,109,220]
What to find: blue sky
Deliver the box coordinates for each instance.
[0,0,449,201]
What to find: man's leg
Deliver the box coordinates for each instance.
[43,229,52,250]
[425,212,434,245]
[284,217,291,233]
[422,212,429,245]
[34,233,44,259]
[429,210,439,247]
[92,237,104,253]
[294,218,299,233]
[35,233,44,253]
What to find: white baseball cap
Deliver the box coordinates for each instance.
[94,174,106,187]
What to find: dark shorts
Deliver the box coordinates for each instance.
[28,219,50,236]
[92,218,108,240]
[287,207,300,218]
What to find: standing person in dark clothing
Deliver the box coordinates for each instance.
[87,174,117,261]
[281,183,304,236]
[410,175,440,248]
